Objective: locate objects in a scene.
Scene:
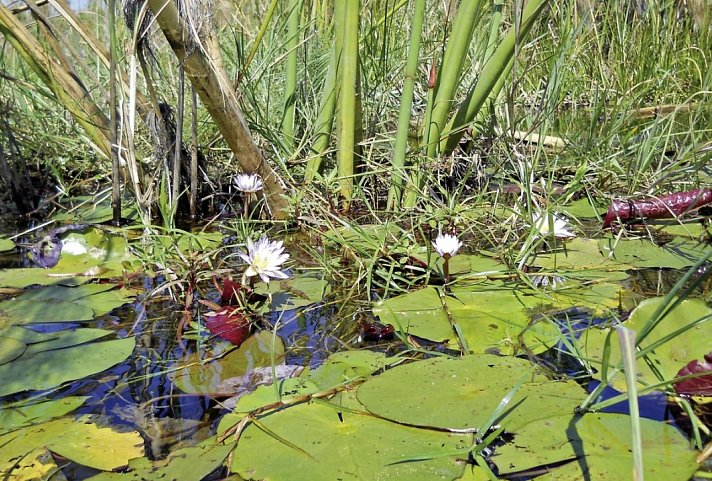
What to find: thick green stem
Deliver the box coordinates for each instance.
[282,0,302,148]
[441,0,548,153]
[388,0,426,209]
[336,0,360,208]
[423,0,484,159]
[304,1,343,182]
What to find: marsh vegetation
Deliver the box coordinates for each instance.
[0,0,711,480]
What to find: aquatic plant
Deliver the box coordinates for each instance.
[239,236,290,285]
[432,231,462,288]
[233,173,264,217]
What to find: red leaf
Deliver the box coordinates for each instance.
[602,188,712,229]
[674,352,712,396]
[221,278,245,306]
[204,307,250,346]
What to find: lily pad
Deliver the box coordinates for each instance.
[227,399,472,481]
[86,439,234,481]
[561,197,606,218]
[374,281,624,354]
[0,448,67,481]
[0,284,135,326]
[0,335,26,364]
[582,297,712,391]
[170,330,285,394]
[532,238,629,271]
[598,236,712,269]
[0,334,135,397]
[256,273,330,310]
[0,237,14,252]
[495,413,698,480]
[356,355,586,432]
[0,397,89,432]
[0,416,142,472]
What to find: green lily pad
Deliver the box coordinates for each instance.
[309,350,402,389]
[0,397,89,432]
[0,284,136,326]
[657,222,712,239]
[0,416,143,472]
[0,237,14,252]
[256,273,330,310]
[86,439,234,481]
[0,334,135,397]
[561,197,606,218]
[227,400,472,481]
[496,413,698,480]
[0,335,26,364]
[374,286,453,346]
[356,355,586,432]
[442,254,509,277]
[598,236,712,269]
[170,331,285,394]
[582,297,712,391]
[532,238,629,271]
[375,280,625,354]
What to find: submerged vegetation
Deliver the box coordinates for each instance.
[1,0,712,479]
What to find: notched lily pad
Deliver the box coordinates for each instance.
[0,416,142,473]
[582,297,712,391]
[226,399,472,481]
[256,273,330,310]
[0,331,135,397]
[356,355,585,432]
[0,283,136,326]
[86,439,234,481]
[495,413,698,481]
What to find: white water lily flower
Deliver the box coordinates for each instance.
[432,233,462,258]
[233,173,264,193]
[532,213,576,239]
[239,236,290,283]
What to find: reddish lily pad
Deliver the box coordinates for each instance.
[674,352,712,396]
[204,306,251,345]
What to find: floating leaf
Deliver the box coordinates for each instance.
[204,306,251,345]
[0,237,14,252]
[0,335,26,364]
[674,351,712,396]
[598,236,711,269]
[0,416,142,472]
[533,238,629,271]
[582,297,712,391]
[561,197,606,218]
[356,355,585,432]
[496,413,698,480]
[0,448,67,481]
[86,439,234,481]
[227,400,472,481]
[0,397,88,432]
[375,281,623,354]
[170,330,285,394]
[256,273,330,310]
[0,284,136,326]
[0,334,135,397]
